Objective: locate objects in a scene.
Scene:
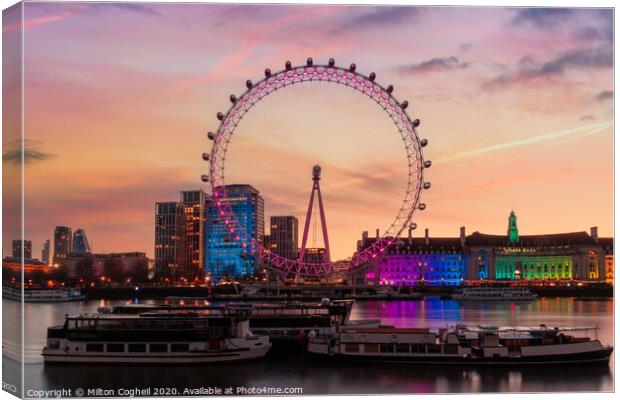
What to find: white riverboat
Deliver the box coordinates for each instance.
[3,286,86,303]
[42,304,271,364]
[452,287,537,301]
[308,324,612,365]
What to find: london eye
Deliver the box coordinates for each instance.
[202,58,431,277]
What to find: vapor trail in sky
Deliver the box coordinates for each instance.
[435,121,613,164]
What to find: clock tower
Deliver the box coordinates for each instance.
[508,210,519,243]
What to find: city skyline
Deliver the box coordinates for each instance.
[3,4,613,260]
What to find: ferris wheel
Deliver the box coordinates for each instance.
[202,58,431,277]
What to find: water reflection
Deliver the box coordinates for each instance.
[35,356,612,394]
[3,297,614,394]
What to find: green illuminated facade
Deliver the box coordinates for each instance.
[495,254,573,280]
[465,211,609,282]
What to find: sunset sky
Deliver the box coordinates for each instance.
[2,3,614,260]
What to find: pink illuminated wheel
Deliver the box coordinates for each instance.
[202,58,431,277]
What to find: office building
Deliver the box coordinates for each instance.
[12,239,32,259]
[41,239,50,265]
[72,229,91,254]
[53,226,72,265]
[206,184,264,282]
[269,216,299,260]
[302,247,326,264]
[154,202,186,281]
[65,252,148,282]
[181,190,207,281]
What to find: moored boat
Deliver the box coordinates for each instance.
[110,299,367,346]
[452,287,537,301]
[3,286,85,303]
[42,304,271,364]
[307,324,612,365]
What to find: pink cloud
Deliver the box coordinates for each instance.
[3,7,84,33]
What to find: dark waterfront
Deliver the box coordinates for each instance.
[3,297,614,395]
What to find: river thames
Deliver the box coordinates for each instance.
[2,297,614,395]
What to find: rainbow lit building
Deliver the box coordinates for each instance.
[465,211,611,281]
[359,211,613,285]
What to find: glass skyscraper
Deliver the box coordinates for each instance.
[53,226,72,265]
[206,184,264,282]
[72,228,91,254]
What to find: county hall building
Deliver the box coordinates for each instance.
[359,211,613,285]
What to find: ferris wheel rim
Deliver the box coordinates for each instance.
[206,59,429,277]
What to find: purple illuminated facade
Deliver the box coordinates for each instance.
[360,229,467,286]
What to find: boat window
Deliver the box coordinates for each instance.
[379,344,394,353]
[166,321,195,330]
[364,344,379,353]
[106,343,125,352]
[427,345,442,353]
[98,320,127,330]
[395,344,410,353]
[411,344,424,353]
[128,344,147,353]
[443,345,458,354]
[149,344,168,353]
[48,340,60,349]
[209,327,229,338]
[345,344,359,353]
[195,320,209,329]
[86,343,104,352]
[171,343,189,352]
[75,320,93,329]
[131,321,164,330]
